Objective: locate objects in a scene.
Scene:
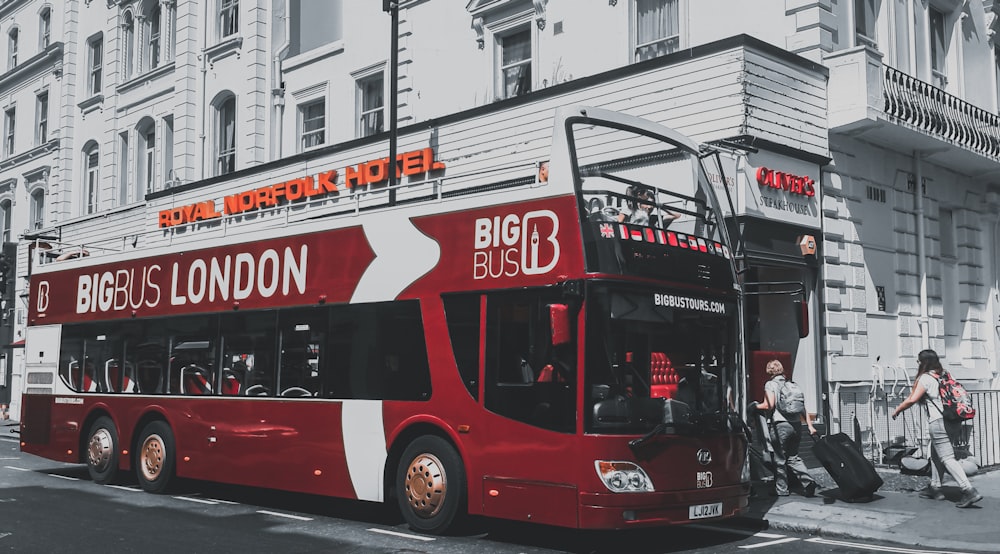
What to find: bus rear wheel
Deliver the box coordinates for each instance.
[86,416,119,485]
[135,420,176,494]
[396,435,466,535]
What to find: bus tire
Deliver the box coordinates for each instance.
[135,420,176,494]
[86,416,119,485]
[396,435,466,535]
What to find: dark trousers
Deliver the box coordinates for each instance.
[769,420,815,495]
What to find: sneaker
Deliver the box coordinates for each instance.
[956,488,983,508]
[918,486,945,500]
[803,483,817,498]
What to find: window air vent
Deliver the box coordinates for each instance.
[866,185,886,203]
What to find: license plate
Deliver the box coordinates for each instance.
[689,502,723,519]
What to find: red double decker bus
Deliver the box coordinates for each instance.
[20,106,749,533]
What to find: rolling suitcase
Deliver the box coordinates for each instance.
[810,433,883,501]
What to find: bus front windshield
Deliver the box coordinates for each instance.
[584,284,740,436]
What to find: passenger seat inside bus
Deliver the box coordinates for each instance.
[221,369,242,395]
[649,352,679,399]
[105,359,137,393]
[181,365,213,395]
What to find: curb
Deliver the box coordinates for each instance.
[754,514,998,554]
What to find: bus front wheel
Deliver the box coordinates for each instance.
[135,420,176,493]
[86,416,119,485]
[396,435,466,535]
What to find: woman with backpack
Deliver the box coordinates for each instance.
[751,359,818,497]
[891,349,982,508]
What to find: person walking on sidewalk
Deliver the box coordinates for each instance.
[752,359,818,497]
[892,349,982,508]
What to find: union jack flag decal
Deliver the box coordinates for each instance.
[599,223,615,238]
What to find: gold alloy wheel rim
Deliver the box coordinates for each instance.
[140,434,165,482]
[404,452,447,519]
[87,428,113,472]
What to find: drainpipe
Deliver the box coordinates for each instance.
[272,6,290,161]
[915,152,929,348]
[199,0,209,179]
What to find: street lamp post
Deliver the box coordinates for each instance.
[383,1,399,205]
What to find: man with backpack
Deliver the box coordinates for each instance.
[892,349,982,508]
[751,359,819,497]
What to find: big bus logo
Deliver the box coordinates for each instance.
[473,210,560,279]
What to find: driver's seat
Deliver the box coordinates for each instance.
[650,352,678,399]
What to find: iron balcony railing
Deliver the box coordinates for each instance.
[883,65,1000,160]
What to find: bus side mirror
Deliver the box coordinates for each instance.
[794,299,809,338]
[549,303,571,346]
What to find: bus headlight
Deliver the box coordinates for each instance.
[595,461,654,493]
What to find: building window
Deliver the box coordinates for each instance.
[84,144,100,214]
[855,0,877,47]
[220,0,239,38]
[148,4,161,71]
[122,12,135,80]
[29,187,44,230]
[215,94,236,176]
[0,199,10,243]
[929,7,947,88]
[498,27,531,99]
[163,115,174,189]
[118,131,129,204]
[3,107,13,158]
[88,36,103,95]
[299,99,325,151]
[8,28,17,69]
[39,8,50,49]
[635,0,679,62]
[288,0,343,57]
[137,119,155,199]
[35,92,47,145]
[357,72,384,138]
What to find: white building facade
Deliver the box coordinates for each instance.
[2,0,1000,443]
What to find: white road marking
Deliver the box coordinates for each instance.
[172,495,218,505]
[105,485,141,492]
[0,457,19,460]
[366,528,436,542]
[739,537,800,549]
[48,474,78,481]
[204,498,238,505]
[257,510,313,521]
[3,466,28,471]
[0,532,11,540]
[807,537,971,554]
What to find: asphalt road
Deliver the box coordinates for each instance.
[0,433,959,553]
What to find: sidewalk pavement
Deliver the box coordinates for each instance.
[743,468,1000,553]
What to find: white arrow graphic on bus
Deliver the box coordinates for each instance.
[351,212,440,303]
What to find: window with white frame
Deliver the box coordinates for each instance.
[854,0,877,47]
[929,7,947,88]
[122,12,135,80]
[634,0,679,62]
[215,94,236,176]
[39,8,50,49]
[357,72,384,138]
[137,119,155,199]
[118,131,129,204]
[84,143,100,214]
[35,92,47,145]
[88,35,103,95]
[148,4,161,71]
[3,107,14,158]
[29,187,44,229]
[299,99,325,151]
[8,28,17,69]
[163,115,174,188]
[0,199,10,243]
[220,0,239,38]
[498,27,531,99]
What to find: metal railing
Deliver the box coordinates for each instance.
[836,387,1000,469]
[883,65,1000,160]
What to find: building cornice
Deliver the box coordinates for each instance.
[0,42,63,92]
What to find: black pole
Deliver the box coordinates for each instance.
[385,1,399,205]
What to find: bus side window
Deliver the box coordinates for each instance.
[443,293,481,401]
